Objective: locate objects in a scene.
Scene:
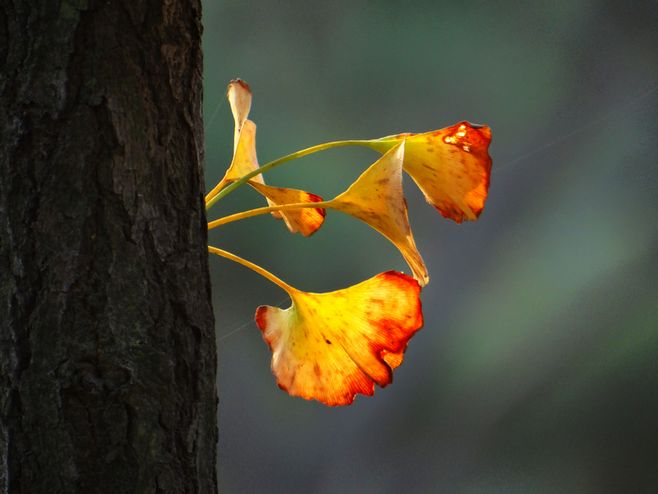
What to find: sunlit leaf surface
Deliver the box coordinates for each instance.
[255,271,423,406]
[221,119,264,184]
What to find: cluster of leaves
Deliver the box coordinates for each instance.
[207,80,492,406]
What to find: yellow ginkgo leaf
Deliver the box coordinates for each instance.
[249,181,326,237]
[255,270,423,406]
[328,142,429,286]
[227,79,252,150]
[367,121,492,223]
[221,120,264,185]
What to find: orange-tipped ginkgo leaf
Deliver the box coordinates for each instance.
[227,79,252,150]
[255,271,423,406]
[328,142,429,286]
[249,181,326,237]
[368,121,492,223]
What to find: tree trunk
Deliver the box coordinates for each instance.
[0,1,217,492]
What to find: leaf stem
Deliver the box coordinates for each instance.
[208,246,296,294]
[205,177,229,204]
[205,139,370,210]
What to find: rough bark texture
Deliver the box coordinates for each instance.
[0,1,217,492]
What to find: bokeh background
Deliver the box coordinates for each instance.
[202,1,657,492]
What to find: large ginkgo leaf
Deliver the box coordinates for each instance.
[255,271,423,406]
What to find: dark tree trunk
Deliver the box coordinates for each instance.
[0,1,217,492]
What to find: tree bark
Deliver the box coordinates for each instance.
[0,1,217,492]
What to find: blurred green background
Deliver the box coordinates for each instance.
[202,1,658,492]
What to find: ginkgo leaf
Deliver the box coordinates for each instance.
[227,79,252,151]
[221,120,264,185]
[367,121,492,223]
[327,142,429,286]
[249,181,326,237]
[255,271,423,406]
[218,120,323,236]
